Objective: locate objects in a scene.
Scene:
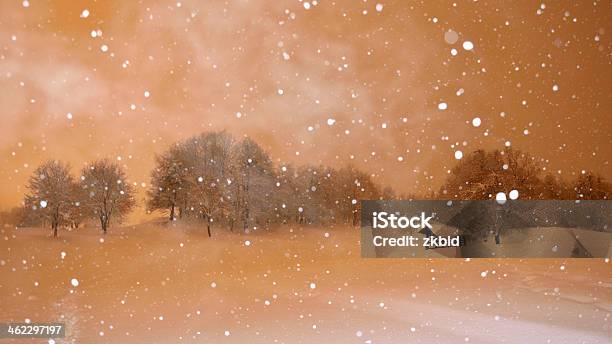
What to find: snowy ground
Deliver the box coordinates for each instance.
[0,224,610,343]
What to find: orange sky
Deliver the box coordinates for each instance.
[1,0,610,214]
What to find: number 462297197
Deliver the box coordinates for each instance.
[1,323,65,338]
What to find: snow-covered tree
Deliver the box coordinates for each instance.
[146,131,387,230]
[66,180,89,229]
[148,131,236,235]
[229,137,276,232]
[184,131,234,236]
[274,164,300,223]
[80,159,135,234]
[24,160,74,237]
[572,172,611,200]
[292,165,335,224]
[440,148,542,200]
[147,146,189,221]
[332,165,381,226]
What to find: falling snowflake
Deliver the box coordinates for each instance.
[462,41,474,50]
[495,192,507,204]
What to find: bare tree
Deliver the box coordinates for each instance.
[147,131,235,235]
[274,164,382,226]
[274,164,297,223]
[538,174,571,199]
[24,160,74,237]
[147,146,188,221]
[291,165,334,225]
[80,159,135,234]
[331,165,381,226]
[66,181,88,229]
[572,172,611,200]
[188,132,234,236]
[229,137,276,232]
[440,148,543,200]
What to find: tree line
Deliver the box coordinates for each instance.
[439,148,611,200]
[15,131,386,237]
[145,131,384,236]
[6,131,610,238]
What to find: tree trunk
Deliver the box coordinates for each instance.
[53,209,60,238]
[243,173,249,232]
[180,199,187,218]
[207,222,211,237]
[243,200,250,232]
[169,203,175,222]
[100,216,108,234]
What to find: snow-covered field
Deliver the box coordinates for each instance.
[1,224,610,343]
